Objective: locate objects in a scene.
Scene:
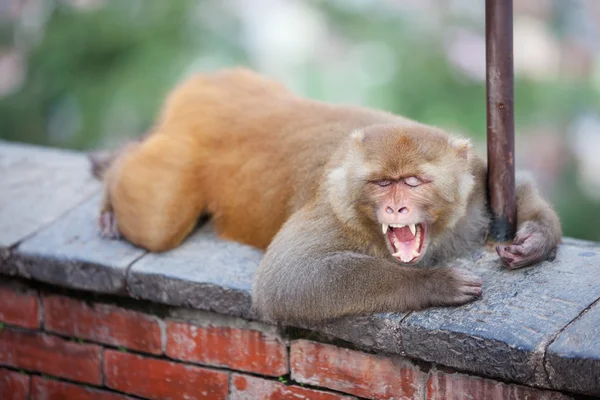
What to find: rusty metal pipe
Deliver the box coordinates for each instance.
[486,0,517,241]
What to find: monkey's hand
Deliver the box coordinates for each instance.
[427,268,483,307]
[495,221,557,269]
[496,174,562,269]
[98,210,121,240]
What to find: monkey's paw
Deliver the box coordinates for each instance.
[431,268,483,307]
[98,210,121,240]
[496,222,555,269]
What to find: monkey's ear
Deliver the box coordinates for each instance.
[449,137,472,160]
[349,129,366,145]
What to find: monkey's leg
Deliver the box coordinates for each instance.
[90,141,143,240]
[253,250,483,324]
[102,134,205,252]
[496,174,562,269]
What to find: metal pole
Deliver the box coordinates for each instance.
[486,0,517,241]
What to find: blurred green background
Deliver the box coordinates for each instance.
[1,0,599,241]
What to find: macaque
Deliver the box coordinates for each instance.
[92,68,562,324]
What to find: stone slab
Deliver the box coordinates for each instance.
[399,244,600,390]
[126,224,263,318]
[0,140,100,248]
[9,195,145,294]
[546,298,600,396]
[302,313,407,356]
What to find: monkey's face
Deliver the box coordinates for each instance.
[337,125,475,265]
[369,176,429,263]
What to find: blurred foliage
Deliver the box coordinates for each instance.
[0,0,599,241]
[0,1,248,148]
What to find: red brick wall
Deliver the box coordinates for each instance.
[0,283,572,400]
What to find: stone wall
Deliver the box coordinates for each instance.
[1,140,599,399]
[0,280,574,400]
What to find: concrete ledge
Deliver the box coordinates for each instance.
[1,140,599,397]
[127,223,262,318]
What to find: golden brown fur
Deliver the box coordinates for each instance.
[100,68,410,251]
[94,67,562,324]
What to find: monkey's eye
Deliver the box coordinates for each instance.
[404,176,422,187]
[375,180,393,187]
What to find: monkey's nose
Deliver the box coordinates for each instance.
[386,206,409,214]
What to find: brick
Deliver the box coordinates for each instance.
[166,321,288,376]
[44,295,162,354]
[104,349,228,400]
[31,376,134,400]
[427,370,573,400]
[0,328,102,385]
[230,374,356,400]
[0,286,39,329]
[291,340,425,400]
[0,368,30,400]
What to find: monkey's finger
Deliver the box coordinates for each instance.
[513,233,532,246]
[508,246,548,269]
[498,244,525,256]
[452,269,483,286]
[462,279,483,287]
[496,246,524,267]
[462,286,483,296]
[497,246,539,269]
[495,245,515,259]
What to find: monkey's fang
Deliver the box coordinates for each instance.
[386,224,425,263]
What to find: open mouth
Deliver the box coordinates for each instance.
[382,223,426,263]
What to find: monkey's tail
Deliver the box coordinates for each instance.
[87,150,115,180]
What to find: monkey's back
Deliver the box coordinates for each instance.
[147,68,415,249]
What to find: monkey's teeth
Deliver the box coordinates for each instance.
[391,224,423,263]
[382,224,389,234]
[390,224,405,228]
[391,249,412,262]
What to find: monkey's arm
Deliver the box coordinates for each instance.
[496,173,562,269]
[252,210,482,325]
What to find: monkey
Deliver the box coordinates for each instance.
[91,67,562,325]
